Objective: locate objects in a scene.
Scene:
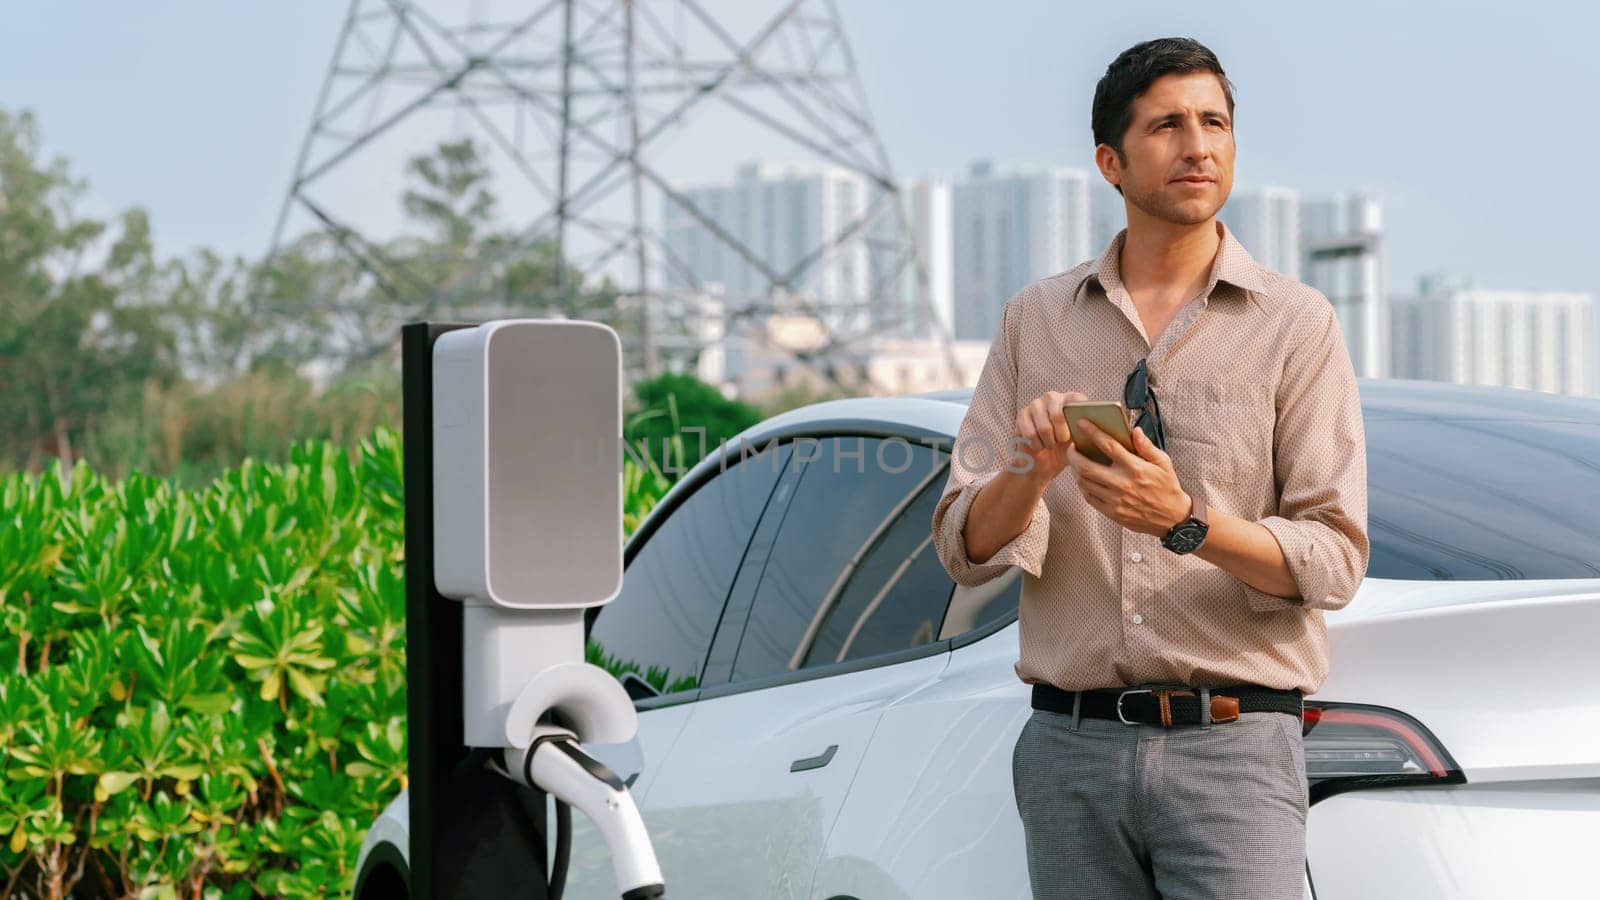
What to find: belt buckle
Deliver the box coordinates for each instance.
[1116,688,1153,725]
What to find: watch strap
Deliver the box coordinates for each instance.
[1161,472,1209,554]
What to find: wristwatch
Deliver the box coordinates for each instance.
[1161,491,1209,554]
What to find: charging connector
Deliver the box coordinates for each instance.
[498,725,665,900]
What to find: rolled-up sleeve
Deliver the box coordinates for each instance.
[1244,298,1370,613]
[931,293,1050,587]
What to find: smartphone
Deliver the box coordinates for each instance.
[1062,400,1135,465]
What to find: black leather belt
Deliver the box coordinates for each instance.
[1032,682,1302,727]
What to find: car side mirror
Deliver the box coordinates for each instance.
[619,670,662,701]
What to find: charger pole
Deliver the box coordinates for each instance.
[402,322,553,900]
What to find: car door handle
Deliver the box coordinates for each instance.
[790,744,838,773]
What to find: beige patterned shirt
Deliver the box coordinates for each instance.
[931,220,1368,696]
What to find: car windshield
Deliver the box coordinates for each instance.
[1366,412,1600,580]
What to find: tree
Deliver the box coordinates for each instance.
[395,137,622,323]
[401,137,496,250]
[0,109,180,471]
[255,137,638,372]
[0,113,654,476]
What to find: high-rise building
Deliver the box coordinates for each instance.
[1301,190,1383,241]
[869,177,954,341]
[665,163,963,396]
[1220,186,1300,279]
[1301,192,1387,378]
[663,161,872,338]
[951,161,1092,341]
[911,178,955,342]
[1390,279,1594,396]
[1090,178,1125,258]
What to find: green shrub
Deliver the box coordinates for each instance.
[0,427,670,898]
[624,372,762,477]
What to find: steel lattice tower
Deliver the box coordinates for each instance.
[266,0,964,393]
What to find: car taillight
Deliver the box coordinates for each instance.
[1300,701,1466,805]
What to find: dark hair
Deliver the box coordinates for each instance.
[1092,37,1236,184]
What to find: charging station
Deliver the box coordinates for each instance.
[401,320,665,900]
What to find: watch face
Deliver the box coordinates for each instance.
[1165,522,1207,553]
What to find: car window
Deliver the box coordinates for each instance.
[729,437,946,681]
[799,471,956,666]
[590,444,793,696]
[1366,415,1600,580]
[939,569,1022,640]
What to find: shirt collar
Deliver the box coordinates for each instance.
[1088,219,1270,304]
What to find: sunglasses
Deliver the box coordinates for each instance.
[1124,358,1166,451]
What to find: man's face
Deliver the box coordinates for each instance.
[1099,71,1235,226]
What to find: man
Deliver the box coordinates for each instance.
[931,37,1369,899]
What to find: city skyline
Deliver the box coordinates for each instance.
[7,1,1598,398]
[670,153,1593,399]
[1392,285,1592,396]
[5,1,1598,304]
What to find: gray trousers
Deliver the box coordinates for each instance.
[1012,702,1308,899]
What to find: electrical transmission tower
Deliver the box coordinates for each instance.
[265,0,964,395]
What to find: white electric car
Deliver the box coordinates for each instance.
[356,377,1600,899]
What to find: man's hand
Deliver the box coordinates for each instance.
[1013,391,1088,483]
[1066,419,1192,537]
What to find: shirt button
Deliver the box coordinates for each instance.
[1130,551,1143,563]
[1131,613,1144,625]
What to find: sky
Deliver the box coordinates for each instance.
[4,0,1599,300]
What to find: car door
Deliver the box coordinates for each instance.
[640,435,957,900]
[558,443,794,898]
[812,570,1033,900]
